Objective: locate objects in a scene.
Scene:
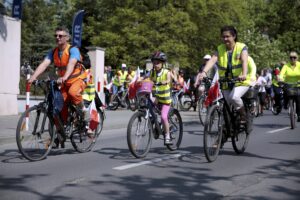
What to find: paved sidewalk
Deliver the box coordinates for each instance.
[0,109,134,146]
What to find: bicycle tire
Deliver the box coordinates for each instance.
[198,96,207,126]
[289,99,296,129]
[108,96,119,110]
[70,109,103,152]
[127,111,152,158]
[180,94,192,111]
[203,104,223,162]
[166,108,183,151]
[232,110,250,154]
[16,106,54,161]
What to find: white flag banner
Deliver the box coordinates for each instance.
[129,67,141,85]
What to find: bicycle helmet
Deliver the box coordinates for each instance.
[179,69,184,74]
[151,51,167,62]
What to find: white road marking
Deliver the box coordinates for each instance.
[113,154,182,170]
[267,127,290,134]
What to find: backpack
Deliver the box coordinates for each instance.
[76,46,91,69]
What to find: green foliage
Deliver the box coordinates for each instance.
[20,0,298,80]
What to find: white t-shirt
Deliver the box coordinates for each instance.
[256,76,267,93]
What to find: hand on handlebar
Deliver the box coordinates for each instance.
[238,75,246,81]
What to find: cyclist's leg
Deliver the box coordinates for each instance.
[161,104,172,144]
[259,92,266,115]
[229,86,249,123]
[109,84,118,105]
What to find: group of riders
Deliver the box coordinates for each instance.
[29,25,300,147]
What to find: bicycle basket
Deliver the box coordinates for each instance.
[137,81,153,96]
[286,87,298,97]
[243,87,258,99]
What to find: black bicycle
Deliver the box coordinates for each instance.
[108,86,137,111]
[282,82,300,129]
[127,87,183,158]
[16,79,105,161]
[203,78,254,162]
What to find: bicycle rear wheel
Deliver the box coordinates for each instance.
[198,96,208,126]
[70,109,103,152]
[203,104,223,162]
[180,94,192,111]
[16,106,54,161]
[127,111,152,158]
[166,108,183,151]
[289,99,296,129]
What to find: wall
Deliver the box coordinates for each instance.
[87,47,105,104]
[0,15,21,115]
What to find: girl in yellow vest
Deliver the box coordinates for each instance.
[149,51,173,145]
[198,26,250,124]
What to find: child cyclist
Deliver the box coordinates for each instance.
[144,51,173,145]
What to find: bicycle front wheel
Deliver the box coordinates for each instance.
[203,104,223,162]
[232,111,250,154]
[127,111,152,158]
[166,108,183,151]
[289,99,296,129]
[16,106,54,161]
[70,110,103,153]
[198,96,208,126]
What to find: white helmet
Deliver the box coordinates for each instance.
[121,63,127,68]
[203,54,211,60]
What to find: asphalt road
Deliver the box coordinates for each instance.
[0,110,299,200]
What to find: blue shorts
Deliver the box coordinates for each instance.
[112,85,119,95]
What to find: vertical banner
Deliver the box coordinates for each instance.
[12,0,22,19]
[72,10,84,47]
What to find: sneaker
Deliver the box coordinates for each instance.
[164,138,173,145]
[108,103,113,107]
[52,138,59,149]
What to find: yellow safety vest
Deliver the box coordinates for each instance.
[246,56,257,86]
[217,42,251,86]
[113,70,128,86]
[82,70,95,101]
[279,61,300,87]
[150,69,172,104]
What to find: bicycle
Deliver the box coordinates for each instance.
[108,85,137,111]
[16,79,105,161]
[282,82,300,129]
[127,82,183,158]
[271,83,284,115]
[203,78,254,162]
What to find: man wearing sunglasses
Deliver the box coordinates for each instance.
[29,26,87,147]
[279,51,300,122]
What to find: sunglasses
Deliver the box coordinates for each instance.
[54,34,67,38]
[290,56,297,60]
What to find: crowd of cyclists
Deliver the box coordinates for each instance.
[103,28,300,127]
[21,25,300,161]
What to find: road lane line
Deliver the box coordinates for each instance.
[267,126,290,134]
[113,154,182,170]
